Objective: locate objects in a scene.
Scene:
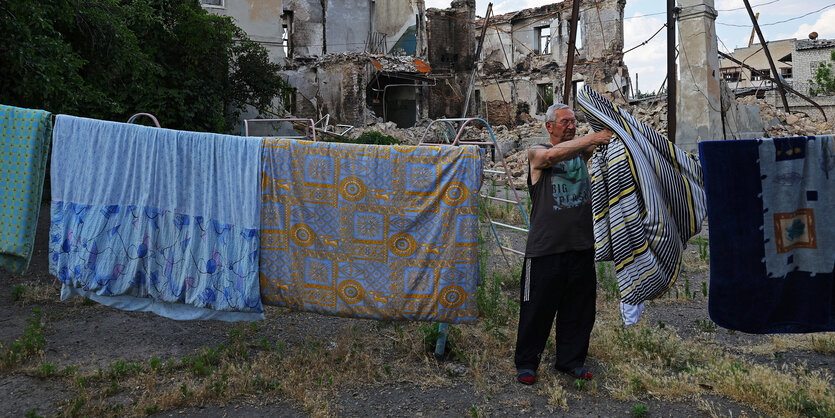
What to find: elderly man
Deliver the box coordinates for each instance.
[515,103,612,385]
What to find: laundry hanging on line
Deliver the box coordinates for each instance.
[577,86,707,325]
[49,115,265,321]
[259,138,483,324]
[700,136,835,333]
[0,104,52,275]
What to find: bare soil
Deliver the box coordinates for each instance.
[1,204,832,417]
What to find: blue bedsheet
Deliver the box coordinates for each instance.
[49,115,264,321]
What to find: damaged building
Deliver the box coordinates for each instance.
[204,0,631,129]
[475,0,631,125]
[204,0,431,128]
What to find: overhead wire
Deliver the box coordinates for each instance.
[716,2,835,27]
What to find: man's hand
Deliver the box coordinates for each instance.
[586,129,613,146]
[580,129,613,160]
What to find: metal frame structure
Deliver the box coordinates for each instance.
[243,118,317,141]
[127,113,161,128]
[418,117,530,359]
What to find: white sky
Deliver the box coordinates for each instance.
[424,0,835,93]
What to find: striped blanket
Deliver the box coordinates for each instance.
[0,105,52,275]
[701,136,834,333]
[49,115,264,321]
[259,139,482,323]
[577,87,706,322]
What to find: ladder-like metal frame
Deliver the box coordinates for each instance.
[418,117,530,359]
[243,118,318,141]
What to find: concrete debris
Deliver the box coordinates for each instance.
[737,95,834,138]
[289,52,427,73]
[339,96,833,192]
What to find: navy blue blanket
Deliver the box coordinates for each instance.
[700,137,835,333]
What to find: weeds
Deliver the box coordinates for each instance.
[12,284,26,302]
[810,335,835,354]
[630,403,648,417]
[597,262,619,301]
[695,319,718,333]
[108,359,142,379]
[696,237,709,262]
[1,309,45,369]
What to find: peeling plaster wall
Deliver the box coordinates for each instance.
[579,0,625,60]
[427,0,476,118]
[280,60,367,125]
[376,1,416,36]
[284,0,325,56]
[203,0,285,63]
[326,0,372,53]
[281,0,423,57]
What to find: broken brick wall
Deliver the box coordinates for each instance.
[426,0,476,119]
[472,0,630,125]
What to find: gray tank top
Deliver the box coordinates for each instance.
[524,144,594,257]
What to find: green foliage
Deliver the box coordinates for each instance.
[597,262,619,301]
[11,285,26,302]
[182,345,225,376]
[36,362,56,377]
[1,309,45,368]
[695,319,717,333]
[25,410,43,418]
[808,50,835,96]
[329,131,399,146]
[786,388,831,417]
[693,236,709,262]
[630,404,649,418]
[0,0,291,133]
[108,359,142,379]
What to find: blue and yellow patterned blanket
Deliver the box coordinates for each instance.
[0,105,52,274]
[259,139,483,323]
[49,115,264,321]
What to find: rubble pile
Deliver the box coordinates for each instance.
[336,96,831,192]
[737,96,833,137]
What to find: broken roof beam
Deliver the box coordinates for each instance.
[742,0,789,112]
[718,51,827,121]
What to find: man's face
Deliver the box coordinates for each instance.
[545,109,577,143]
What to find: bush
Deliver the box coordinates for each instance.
[0,0,291,133]
[327,131,399,146]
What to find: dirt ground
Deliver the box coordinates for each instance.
[1,204,832,417]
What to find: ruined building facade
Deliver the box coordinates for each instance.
[471,0,631,126]
[204,0,630,128]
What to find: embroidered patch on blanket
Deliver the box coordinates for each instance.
[700,137,835,333]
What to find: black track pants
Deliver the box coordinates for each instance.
[514,248,597,371]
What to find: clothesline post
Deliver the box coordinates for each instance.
[434,323,448,359]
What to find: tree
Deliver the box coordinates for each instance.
[0,0,291,133]
[808,50,835,97]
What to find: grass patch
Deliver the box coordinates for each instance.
[1,309,45,370]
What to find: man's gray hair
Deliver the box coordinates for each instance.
[544,103,570,122]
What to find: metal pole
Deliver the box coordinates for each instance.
[562,0,582,105]
[747,12,759,47]
[461,3,493,118]
[742,0,789,112]
[667,0,677,143]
